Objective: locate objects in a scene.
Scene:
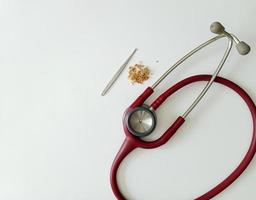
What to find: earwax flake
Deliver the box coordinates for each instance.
[128,64,150,84]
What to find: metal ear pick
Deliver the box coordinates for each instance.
[101,48,137,96]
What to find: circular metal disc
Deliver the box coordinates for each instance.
[127,106,156,137]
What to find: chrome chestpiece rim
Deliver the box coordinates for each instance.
[127,106,156,137]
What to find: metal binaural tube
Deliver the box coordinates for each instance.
[230,33,240,43]
[151,34,225,89]
[151,22,237,119]
[152,22,250,118]
[182,33,233,118]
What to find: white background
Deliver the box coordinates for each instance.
[0,0,255,199]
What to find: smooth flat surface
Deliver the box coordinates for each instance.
[0,0,255,199]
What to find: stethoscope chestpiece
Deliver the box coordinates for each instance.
[127,105,156,137]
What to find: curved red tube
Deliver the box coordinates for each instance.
[110,138,136,199]
[111,75,256,200]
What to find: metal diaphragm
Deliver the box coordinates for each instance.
[127,106,156,137]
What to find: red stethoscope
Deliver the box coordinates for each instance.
[110,22,256,199]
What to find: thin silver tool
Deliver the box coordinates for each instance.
[101,48,137,96]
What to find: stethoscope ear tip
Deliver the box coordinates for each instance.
[236,41,251,55]
[210,21,225,34]
[210,21,251,55]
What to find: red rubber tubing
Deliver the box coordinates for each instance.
[110,75,256,200]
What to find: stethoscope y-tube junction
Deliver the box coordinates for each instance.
[110,22,255,200]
